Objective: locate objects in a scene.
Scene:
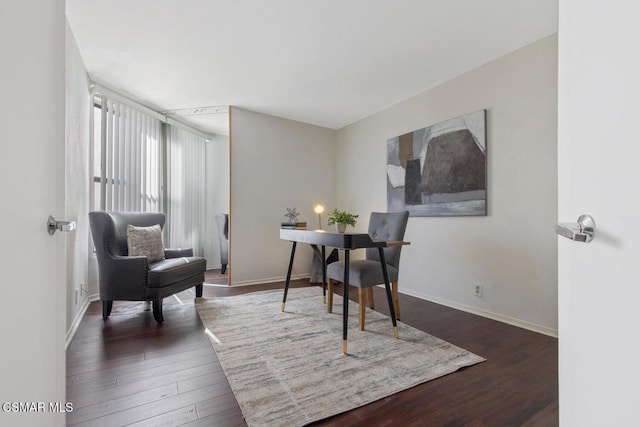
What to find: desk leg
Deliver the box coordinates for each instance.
[282,241,297,312]
[378,247,399,339]
[321,245,326,304]
[342,249,350,354]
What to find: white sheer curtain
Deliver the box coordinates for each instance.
[99,96,162,213]
[166,126,206,255]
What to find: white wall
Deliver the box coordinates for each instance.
[558,1,640,424]
[204,133,230,269]
[229,108,336,285]
[65,23,91,339]
[336,35,558,335]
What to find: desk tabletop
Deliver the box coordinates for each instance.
[279,228,387,249]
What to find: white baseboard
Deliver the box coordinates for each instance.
[65,293,107,349]
[65,297,90,350]
[398,287,558,338]
[70,281,555,338]
[231,273,310,287]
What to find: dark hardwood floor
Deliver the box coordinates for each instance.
[66,270,558,426]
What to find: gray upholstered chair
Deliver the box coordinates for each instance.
[327,211,409,330]
[215,213,229,274]
[89,211,207,323]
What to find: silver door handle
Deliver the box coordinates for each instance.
[556,214,595,243]
[47,215,76,235]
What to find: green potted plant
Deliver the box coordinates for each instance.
[327,209,358,233]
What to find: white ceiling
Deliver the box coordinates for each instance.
[66,0,558,135]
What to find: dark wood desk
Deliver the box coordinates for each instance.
[279,228,399,354]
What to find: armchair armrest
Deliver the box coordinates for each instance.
[165,248,194,258]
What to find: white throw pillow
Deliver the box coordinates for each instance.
[127,224,165,262]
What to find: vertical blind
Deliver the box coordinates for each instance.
[99,96,162,213]
[166,126,206,255]
[95,92,208,256]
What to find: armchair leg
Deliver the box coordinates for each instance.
[392,281,400,320]
[367,288,375,309]
[195,283,203,298]
[327,279,334,313]
[102,300,113,320]
[152,299,164,323]
[358,288,366,330]
[221,264,227,274]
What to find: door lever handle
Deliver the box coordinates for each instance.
[47,215,77,235]
[556,214,595,243]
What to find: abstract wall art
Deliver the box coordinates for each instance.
[387,110,487,216]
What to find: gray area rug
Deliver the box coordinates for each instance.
[195,287,485,427]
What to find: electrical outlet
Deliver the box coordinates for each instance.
[474,285,483,297]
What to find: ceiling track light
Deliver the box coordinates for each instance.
[164,105,229,116]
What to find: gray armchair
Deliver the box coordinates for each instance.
[215,213,229,274]
[89,211,207,323]
[327,211,409,330]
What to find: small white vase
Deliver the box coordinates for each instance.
[336,223,347,233]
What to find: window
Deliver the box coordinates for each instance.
[90,91,207,255]
[91,95,162,213]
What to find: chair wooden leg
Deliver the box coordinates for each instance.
[358,288,366,330]
[327,279,334,313]
[367,288,375,309]
[392,281,400,320]
[195,283,203,298]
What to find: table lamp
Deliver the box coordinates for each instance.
[313,203,325,230]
